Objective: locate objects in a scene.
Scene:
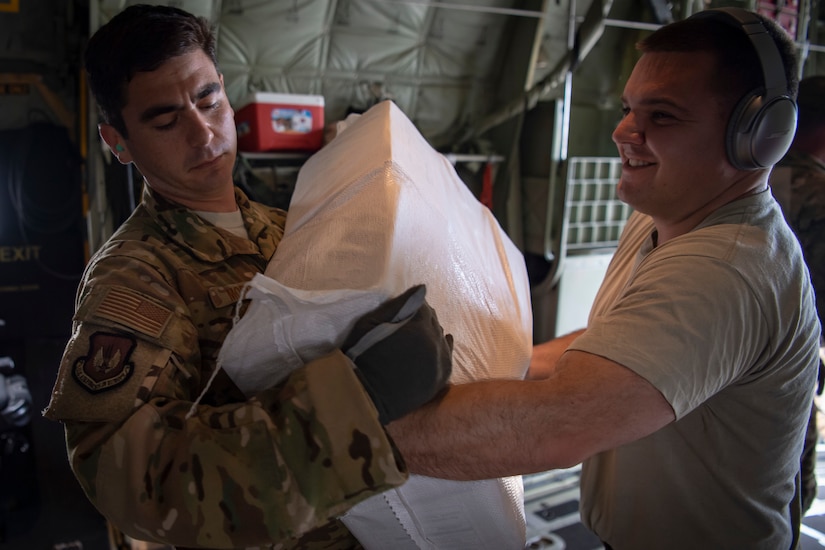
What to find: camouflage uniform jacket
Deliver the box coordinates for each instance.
[43,185,407,549]
[775,150,825,327]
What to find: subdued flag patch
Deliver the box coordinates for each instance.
[97,287,172,338]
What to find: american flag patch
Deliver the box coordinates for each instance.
[96,287,173,338]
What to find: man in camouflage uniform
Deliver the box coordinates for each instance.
[43,5,452,549]
[773,75,825,515]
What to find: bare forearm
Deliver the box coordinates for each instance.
[387,350,675,481]
[387,379,582,480]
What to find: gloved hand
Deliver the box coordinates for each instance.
[342,284,453,424]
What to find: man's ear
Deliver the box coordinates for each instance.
[99,123,132,165]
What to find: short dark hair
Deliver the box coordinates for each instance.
[637,11,798,111]
[85,4,218,137]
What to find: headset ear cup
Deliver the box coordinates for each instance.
[727,92,797,170]
[726,92,761,170]
[751,97,797,167]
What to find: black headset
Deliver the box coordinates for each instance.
[689,7,797,170]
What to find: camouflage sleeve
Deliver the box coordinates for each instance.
[64,350,406,548]
[45,251,408,548]
[800,227,825,328]
[790,173,825,326]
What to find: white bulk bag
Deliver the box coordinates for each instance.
[219,100,532,549]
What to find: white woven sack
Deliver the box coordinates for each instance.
[221,100,532,549]
[267,100,532,385]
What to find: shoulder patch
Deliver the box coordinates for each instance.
[96,287,172,338]
[72,332,136,393]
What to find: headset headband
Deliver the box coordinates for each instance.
[690,7,788,101]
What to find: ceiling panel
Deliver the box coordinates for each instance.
[214,0,544,149]
[94,0,575,149]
